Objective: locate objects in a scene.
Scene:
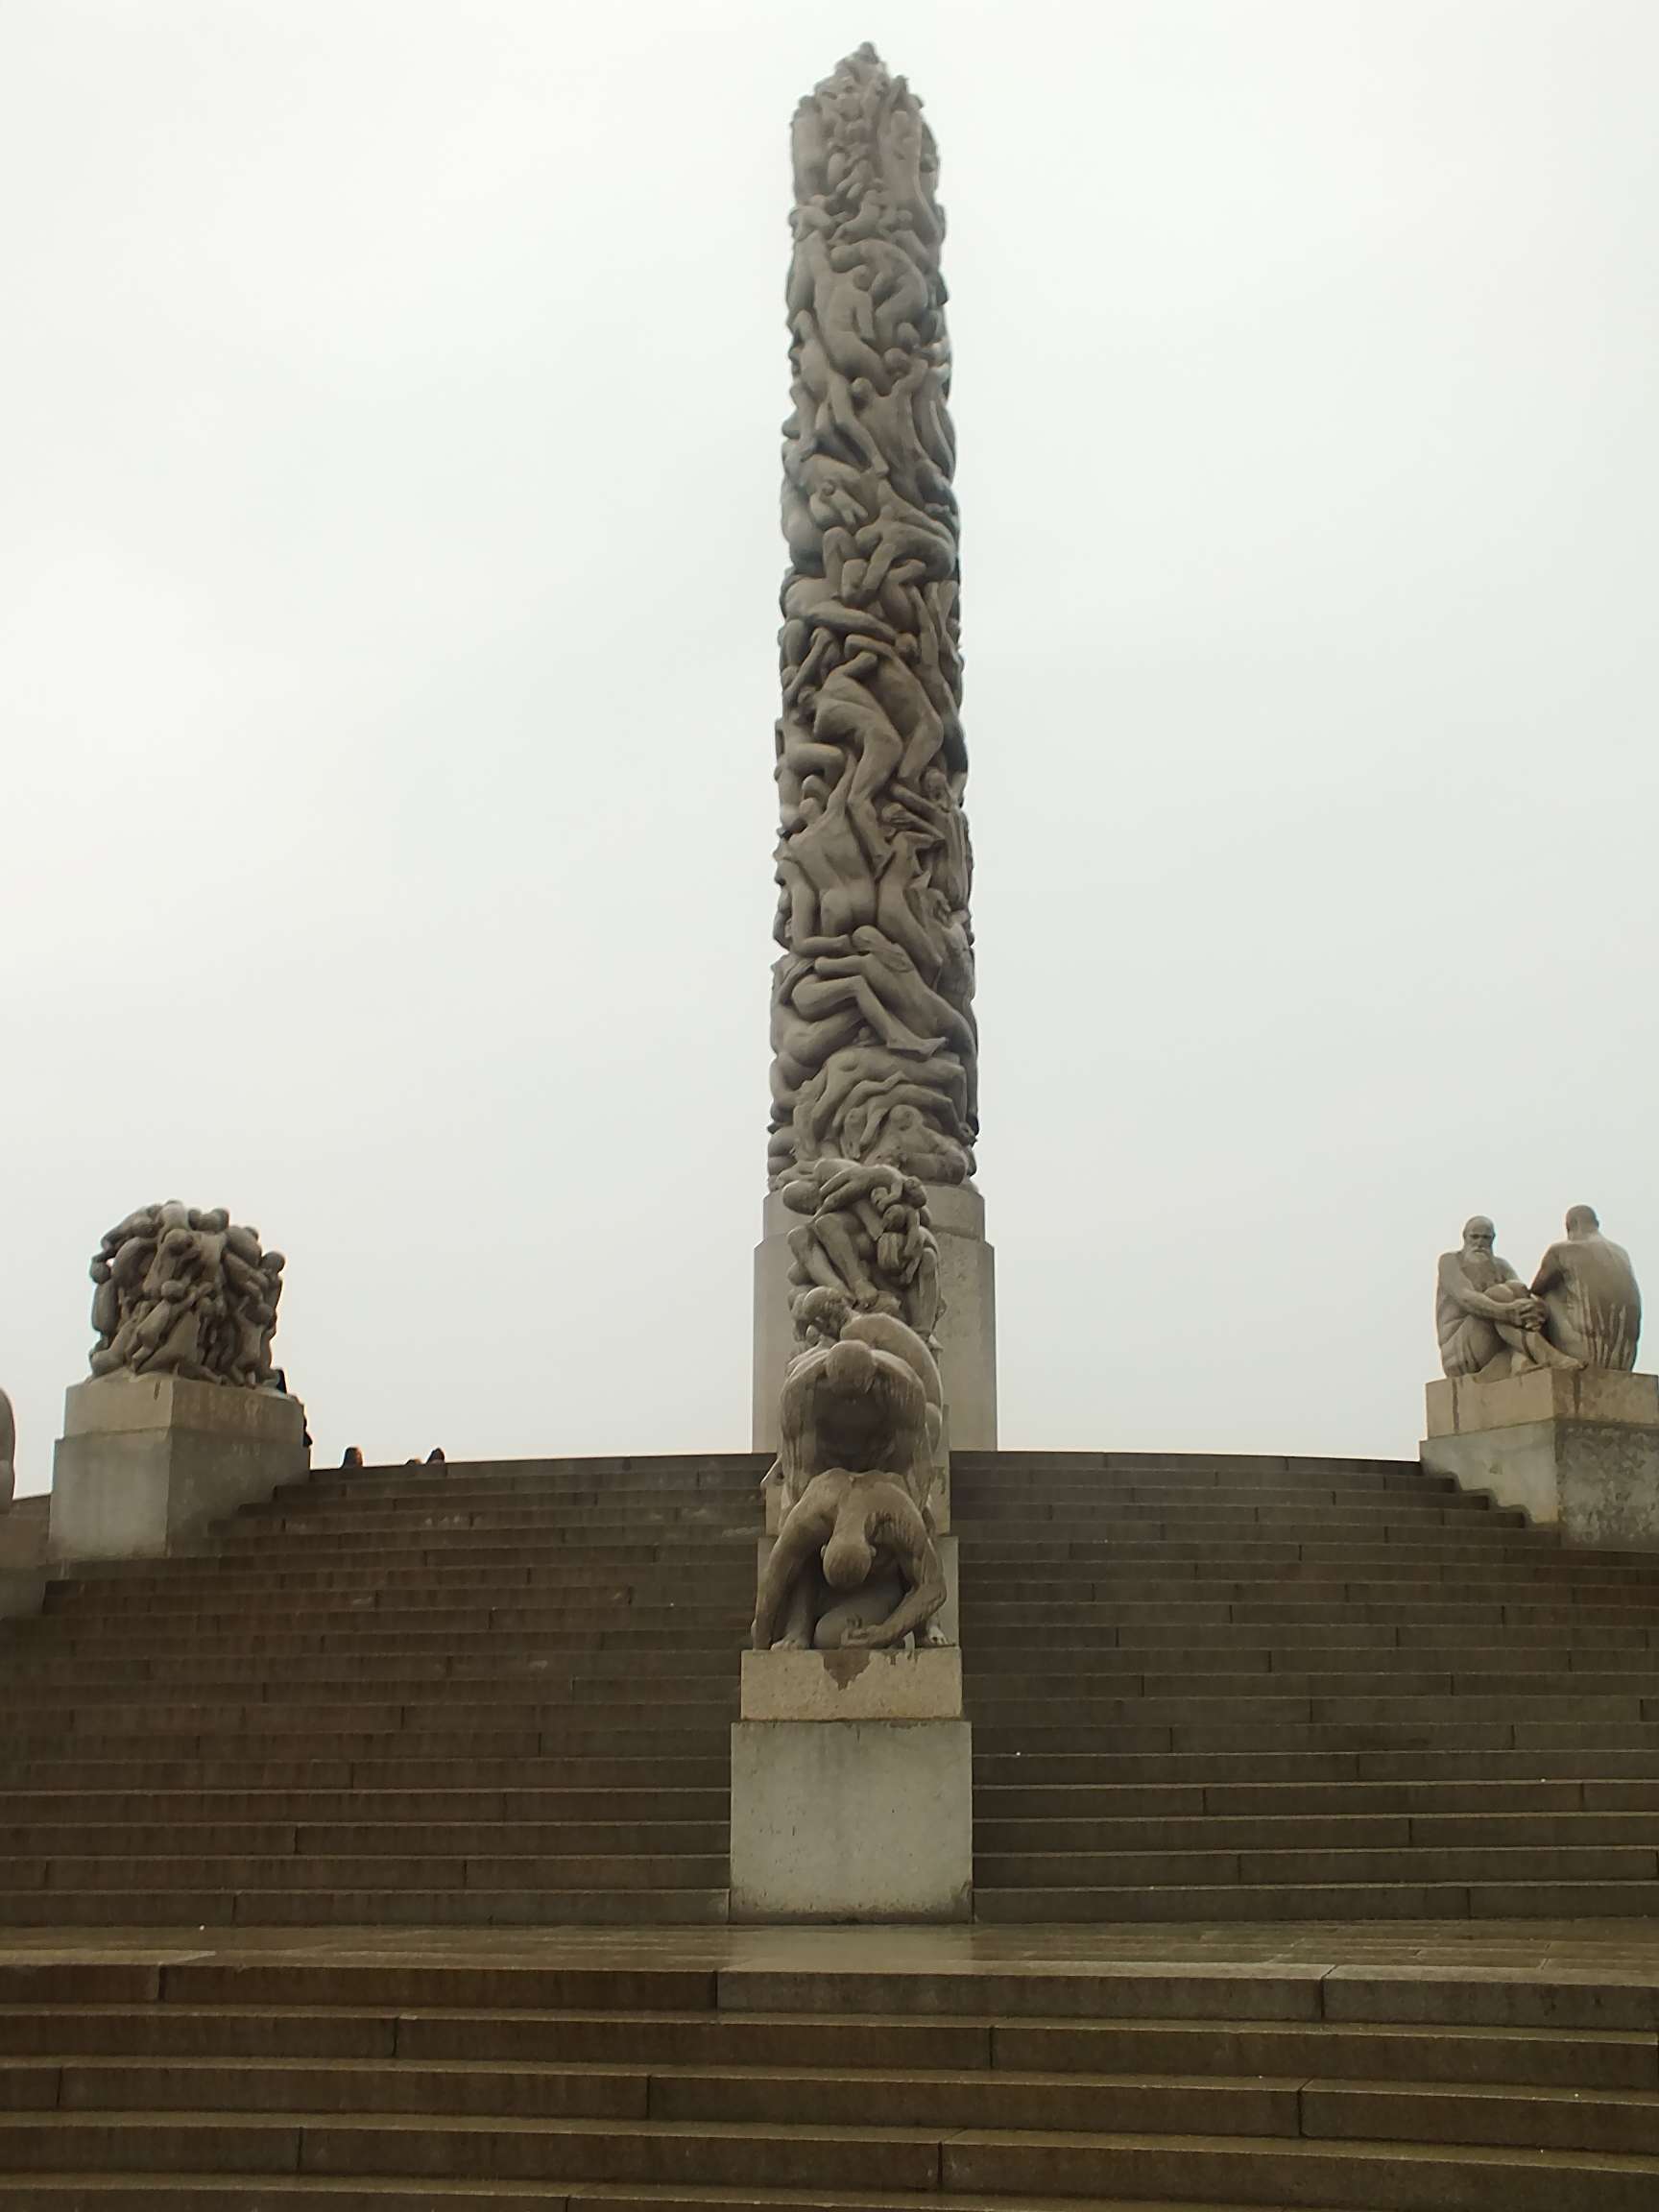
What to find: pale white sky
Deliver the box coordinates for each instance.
[4,1,1655,1490]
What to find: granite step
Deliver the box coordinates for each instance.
[5,1954,1659,2210]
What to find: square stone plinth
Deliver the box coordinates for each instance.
[1426,1368,1659,1438]
[730,1717,972,1922]
[741,1646,962,1722]
[1421,1370,1659,1551]
[51,1375,309,1562]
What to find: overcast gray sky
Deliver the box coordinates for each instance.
[4,0,1655,1490]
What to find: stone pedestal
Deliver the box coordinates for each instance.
[730,1649,972,1921]
[1421,1369,1659,1550]
[50,1375,310,1562]
[752,1183,996,1452]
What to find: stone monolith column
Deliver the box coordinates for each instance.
[754,43,995,1452]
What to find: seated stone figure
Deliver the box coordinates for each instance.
[1532,1206,1643,1371]
[1437,1216,1581,1380]
[758,1333,948,1650]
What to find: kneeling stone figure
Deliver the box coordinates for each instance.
[755,1331,948,1652]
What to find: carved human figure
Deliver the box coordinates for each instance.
[1532,1207,1643,1371]
[84,1203,289,1390]
[786,213,891,388]
[773,1327,933,1520]
[797,1044,968,1140]
[772,771,874,947]
[754,1465,946,1652]
[781,1156,942,1351]
[1437,1216,1581,1380]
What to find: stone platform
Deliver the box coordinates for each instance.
[1423,1367,1659,1548]
[9,1446,1659,1929]
[51,1373,309,1561]
[3,1446,1659,2200]
[0,1919,1655,2205]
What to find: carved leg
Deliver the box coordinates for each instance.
[773,1567,819,1652]
[1494,1321,1581,1374]
[813,1564,905,1650]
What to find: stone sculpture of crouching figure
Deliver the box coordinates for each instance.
[754,1332,947,1651]
[753,1466,946,1652]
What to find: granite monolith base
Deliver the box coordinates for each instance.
[1422,1369,1659,1550]
[730,1697,972,1924]
[752,1183,996,1453]
[51,1374,310,1562]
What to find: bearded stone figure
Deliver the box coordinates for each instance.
[1436,1210,1644,1380]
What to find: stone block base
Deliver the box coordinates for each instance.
[51,1375,309,1562]
[730,1718,973,1922]
[1422,1370,1659,1549]
[752,1183,996,1453]
[740,1647,962,1721]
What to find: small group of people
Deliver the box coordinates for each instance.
[338,1447,445,1469]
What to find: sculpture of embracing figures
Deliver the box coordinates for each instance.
[1437,1208,1642,1381]
[88,1202,289,1391]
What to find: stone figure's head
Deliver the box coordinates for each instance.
[823,1499,876,1592]
[1566,1206,1601,1238]
[825,1337,879,1399]
[1462,1217,1497,1257]
[795,1286,852,1348]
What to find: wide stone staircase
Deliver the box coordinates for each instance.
[1,1944,1659,2207]
[6,1447,1659,1924]
[0,1455,762,1928]
[957,1450,1659,1923]
[4,1446,1659,2204]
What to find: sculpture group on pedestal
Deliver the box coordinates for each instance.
[88,1203,288,1390]
[768,44,978,1196]
[754,1154,949,1652]
[1436,1209,1642,1380]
